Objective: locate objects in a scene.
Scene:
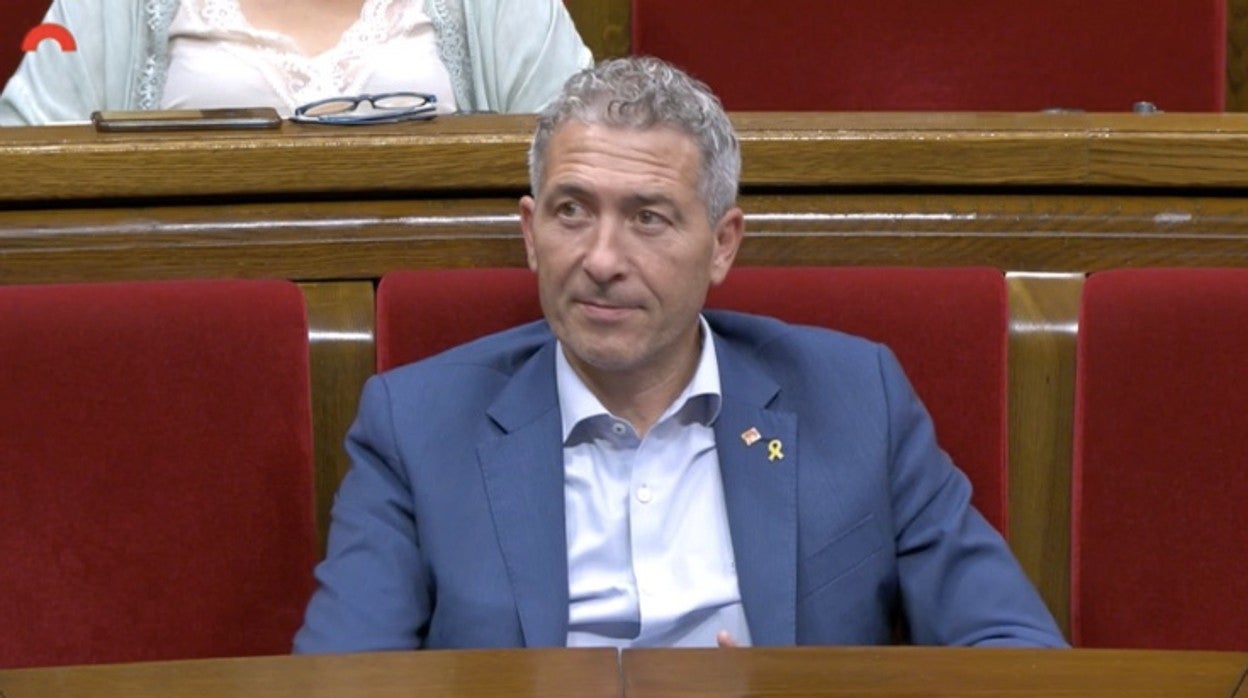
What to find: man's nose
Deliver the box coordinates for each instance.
[581,218,628,282]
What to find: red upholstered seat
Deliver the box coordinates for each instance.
[631,0,1226,111]
[0,279,317,668]
[375,266,1008,533]
[1072,268,1248,650]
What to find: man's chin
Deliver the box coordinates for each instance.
[561,341,642,376]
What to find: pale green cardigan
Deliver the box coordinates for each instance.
[0,0,592,125]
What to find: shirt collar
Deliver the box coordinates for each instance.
[555,315,723,442]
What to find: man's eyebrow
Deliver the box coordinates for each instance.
[625,193,685,221]
[626,192,676,207]
[545,182,592,200]
[541,185,687,221]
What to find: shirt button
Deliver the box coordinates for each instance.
[611,421,627,435]
[636,485,653,504]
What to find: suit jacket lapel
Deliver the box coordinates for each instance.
[713,336,799,646]
[477,341,570,647]
[473,328,800,647]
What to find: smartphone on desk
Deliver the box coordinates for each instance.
[91,107,282,132]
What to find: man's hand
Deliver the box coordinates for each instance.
[716,630,739,648]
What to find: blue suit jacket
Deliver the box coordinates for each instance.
[294,311,1066,651]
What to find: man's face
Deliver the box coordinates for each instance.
[520,121,742,385]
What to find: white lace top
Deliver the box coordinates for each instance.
[162,0,458,116]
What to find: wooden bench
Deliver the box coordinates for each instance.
[6,113,1248,636]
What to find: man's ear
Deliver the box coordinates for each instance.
[519,195,539,272]
[709,206,744,285]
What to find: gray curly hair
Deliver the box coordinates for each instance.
[528,56,741,224]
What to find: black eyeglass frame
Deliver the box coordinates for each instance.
[290,91,438,125]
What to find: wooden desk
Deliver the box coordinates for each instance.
[3,648,1245,697]
[7,112,1248,202]
[623,647,1248,697]
[0,649,622,698]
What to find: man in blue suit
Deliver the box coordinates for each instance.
[294,57,1066,651]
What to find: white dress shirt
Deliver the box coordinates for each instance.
[559,317,752,648]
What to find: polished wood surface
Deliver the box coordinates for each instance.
[3,648,1244,697]
[0,649,622,698]
[8,193,1248,284]
[302,282,376,545]
[564,0,630,60]
[7,113,1248,203]
[1006,273,1083,630]
[1232,0,1248,110]
[622,647,1248,697]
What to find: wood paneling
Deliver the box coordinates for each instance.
[564,0,630,60]
[8,114,1248,204]
[1006,273,1083,636]
[0,199,528,284]
[1229,0,1248,110]
[302,282,376,551]
[7,194,1248,286]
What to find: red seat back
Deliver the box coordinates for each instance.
[0,0,57,97]
[0,279,317,668]
[376,267,543,371]
[376,266,1008,532]
[1072,268,1248,650]
[707,266,1008,531]
[632,0,1226,111]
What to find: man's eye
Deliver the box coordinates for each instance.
[636,210,667,228]
[555,202,585,218]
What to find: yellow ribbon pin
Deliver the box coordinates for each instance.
[767,439,784,462]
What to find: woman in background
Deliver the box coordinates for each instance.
[0,0,592,124]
